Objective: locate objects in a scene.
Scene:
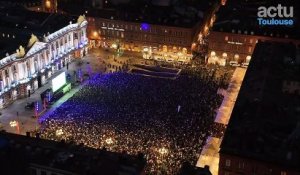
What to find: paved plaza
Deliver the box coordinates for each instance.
[0,48,144,134]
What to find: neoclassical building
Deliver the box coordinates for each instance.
[0,15,88,108]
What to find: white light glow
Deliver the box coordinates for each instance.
[52,72,66,92]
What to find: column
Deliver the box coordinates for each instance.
[48,44,52,61]
[70,32,74,48]
[2,70,6,87]
[83,27,87,41]
[23,62,28,78]
[57,40,60,56]
[18,62,24,80]
[53,42,57,58]
[30,57,35,74]
[8,66,14,84]
[67,34,70,50]
[44,50,49,66]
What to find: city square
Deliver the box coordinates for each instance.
[0,0,299,175]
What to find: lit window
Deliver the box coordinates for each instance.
[238,162,245,169]
[281,171,287,175]
[225,159,231,167]
[225,36,228,41]
[250,39,253,43]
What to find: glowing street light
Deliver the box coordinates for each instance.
[105,137,114,145]
[55,129,63,136]
[10,120,20,134]
[143,47,149,52]
[9,121,18,127]
[111,43,117,49]
[158,147,168,155]
[93,31,98,37]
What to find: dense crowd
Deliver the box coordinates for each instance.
[39,68,230,174]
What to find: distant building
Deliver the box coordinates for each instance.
[207,0,300,66]
[0,131,146,175]
[42,1,210,55]
[0,8,88,108]
[219,41,300,175]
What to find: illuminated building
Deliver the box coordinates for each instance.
[87,16,196,55]
[0,12,88,108]
[206,0,300,66]
[219,41,300,175]
[54,1,213,55]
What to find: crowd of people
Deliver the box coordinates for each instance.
[39,67,231,174]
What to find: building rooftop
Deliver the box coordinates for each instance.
[220,41,300,170]
[58,0,212,28]
[213,0,300,39]
[179,163,212,175]
[0,131,146,175]
[0,6,77,58]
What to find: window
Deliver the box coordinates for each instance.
[30,168,37,175]
[248,46,252,53]
[225,159,231,167]
[250,39,253,43]
[281,171,287,175]
[225,36,228,41]
[224,172,230,175]
[238,162,245,169]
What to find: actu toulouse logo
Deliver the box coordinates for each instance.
[257,4,294,26]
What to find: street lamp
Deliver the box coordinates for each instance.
[111,43,117,49]
[143,47,149,59]
[55,129,63,136]
[10,120,20,134]
[93,31,98,37]
[158,147,168,155]
[9,121,17,127]
[105,137,113,145]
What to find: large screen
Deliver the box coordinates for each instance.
[52,72,66,92]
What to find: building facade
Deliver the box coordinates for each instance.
[87,17,196,54]
[207,31,300,66]
[219,153,299,175]
[219,41,300,175]
[0,15,88,108]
